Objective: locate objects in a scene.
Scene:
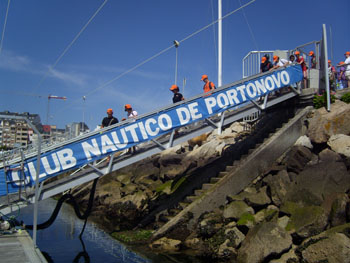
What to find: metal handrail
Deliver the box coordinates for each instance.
[0,65,299,168]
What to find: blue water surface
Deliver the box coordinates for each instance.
[14,198,151,263]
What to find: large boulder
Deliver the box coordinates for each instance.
[223,201,254,220]
[237,222,292,263]
[323,193,350,227]
[294,135,313,149]
[263,170,291,206]
[150,237,182,251]
[281,202,328,238]
[282,146,314,173]
[298,224,350,263]
[198,212,224,238]
[224,226,245,248]
[308,100,350,143]
[284,160,350,206]
[238,186,271,207]
[328,134,350,157]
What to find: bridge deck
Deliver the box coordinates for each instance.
[0,230,47,263]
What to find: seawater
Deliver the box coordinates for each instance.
[12,198,201,263]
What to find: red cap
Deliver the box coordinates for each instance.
[345,51,350,56]
[107,108,113,114]
[309,51,314,56]
[261,57,267,63]
[170,84,179,91]
[273,55,278,62]
[295,51,300,55]
[201,74,208,81]
[124,104,132,111]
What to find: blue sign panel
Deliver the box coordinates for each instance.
[0,65,303,196]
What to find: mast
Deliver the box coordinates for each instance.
[218,0,222,87]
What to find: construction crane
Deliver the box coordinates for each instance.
[46,95,67,125]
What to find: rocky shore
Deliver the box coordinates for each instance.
[73,99,350,262]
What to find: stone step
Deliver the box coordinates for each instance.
[186,195,198,203]
[255,143,262,148]
[178,202,189,209]
[159,214,173,223]
[194,189,205,196]
[233,160,240,166]
[240,154,248,160]
[202,183,214,190]
[210,177,221,184]
[218,171,228,178]
[168,208,182,216]
[225,166,234,171]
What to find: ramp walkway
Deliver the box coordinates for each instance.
[0,230,47,263]
[0,65,303,216]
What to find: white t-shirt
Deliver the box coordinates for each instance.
[277,58,288,67]
[345,57,350,71]
[128,110,138,119]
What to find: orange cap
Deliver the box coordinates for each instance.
[273,55,278,62]
[170,84,179,91]
[124,104,132,111]
[107,108,113,114]
[345,51,350,56]
[295,51,300,55]
[328,60,331,63]
[261,57,267,63]
[339,61,345,65]
[201,74,208,81]
[309,51,314,56]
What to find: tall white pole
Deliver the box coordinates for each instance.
[82,96,86,133]
[218,0,222,87]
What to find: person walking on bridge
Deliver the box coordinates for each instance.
[170,84,184,103]
[101,108,118,128]
[309,51,317,69]
[101,108,119,163]
[260,56,273,73]
[295,51,308,89]
[123,104,138,153]
[344,51,350,89]
[271,55,288,70]
[201,74,216,94]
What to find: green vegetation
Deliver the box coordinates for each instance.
[155,180,173,194]
[313,93,335,109]
[111,229,153,244]
[340,92,350,104]
[237,212,255,226]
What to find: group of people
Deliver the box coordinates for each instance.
[260,51,308,88]
[100,74,215,138]
[260,50,350,91]
[328,51,350,90]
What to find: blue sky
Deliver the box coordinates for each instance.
[0,0,349,130]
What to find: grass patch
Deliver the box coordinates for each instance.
[111,229,153,244]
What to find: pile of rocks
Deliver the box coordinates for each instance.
[149,100,350,262]
[72,121,247,231]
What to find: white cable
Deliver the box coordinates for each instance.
[59,0,257,113]
[238,0,259,51]
[34,0,109,93]
[0,0,11,56]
